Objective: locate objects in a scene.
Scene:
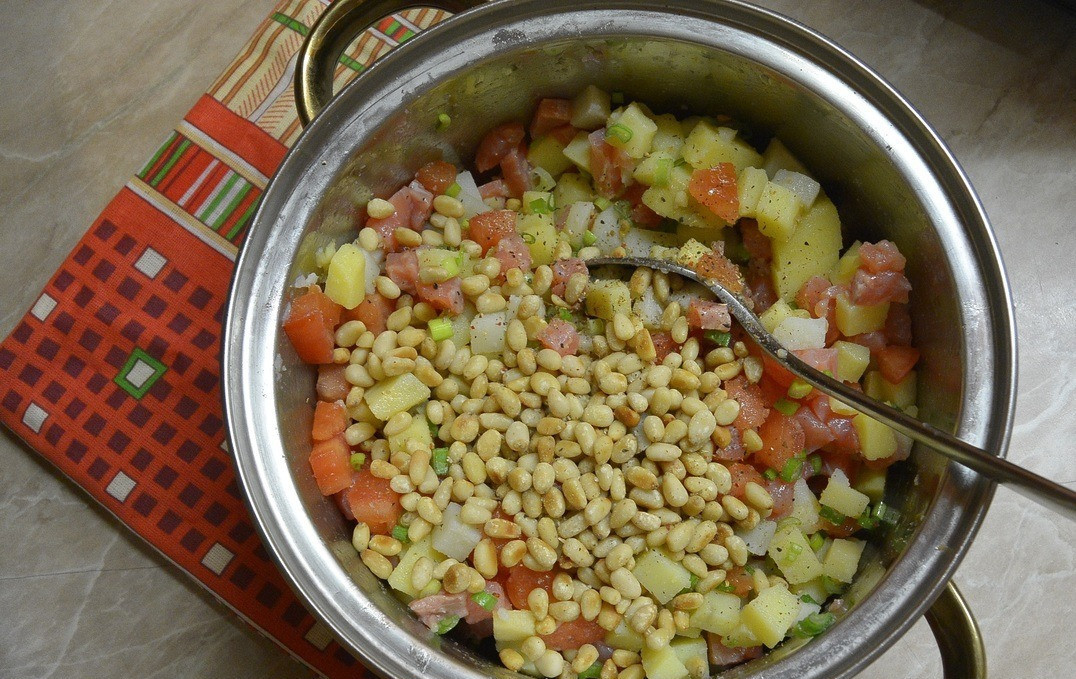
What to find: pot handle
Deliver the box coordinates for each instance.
[924,581,987,679]
[295,0,487,126]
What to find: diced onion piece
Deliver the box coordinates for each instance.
[772,316,828,350]
[431,503,482,560]
[469,311,509,355]
[773,169,821,209]
[739,519,778,556]
[362,248,383,294]
[590,206,622,252]
[455,171,492,218]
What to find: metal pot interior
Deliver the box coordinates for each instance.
[225,2,1016,678]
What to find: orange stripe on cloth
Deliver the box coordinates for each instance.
[184,94,288,180]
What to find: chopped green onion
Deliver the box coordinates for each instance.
[808,532,825,552]
[606,123,633,144]
[428,317,454,342]
[594,196,612,211]
[743,564,756,575]
[774,398,799,416]
[791,612,836,638]
[705,330,732,347]
[585,318,605,336]
[445,182,462,198]
[654,158,673,187]
[763,468,779,481]
[689,573,700,591]
[800,593,821,605]
[441,255,461,277]
[349,452,366,471]
[578,662,602,679]
[431,447,450,476]
[583,229,597,246]
[428,420,440,439]
[716,581,736,593]
[436,112,452,131]
[521,232,536,244]
[787,379,812,400]
[471,591,498,611]
[435,615,460,635]
[392,523,410,543]
[822,576,845,596]
[819,505,845,525]
[613,200,632,219]
[779,457,804,483]
[784,541,804,563]
[557,308,573,322]
[529,198,552,214]
[858,509,879,530]
[873,501,900,525]
[459,218,469,231]
[673,157,688,167]
[808,454,822,476]
[611,91,625,105]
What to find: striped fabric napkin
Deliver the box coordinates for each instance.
[0,1,448,675]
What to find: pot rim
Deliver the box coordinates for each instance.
[223,1,1017,678]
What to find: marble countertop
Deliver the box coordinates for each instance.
[1,0,1074,677]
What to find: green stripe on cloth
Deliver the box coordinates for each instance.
[340,54,365,73]
[150,139,192,187]
[271,12,309,36]
[138,132,178,180]
[197,172,241,223]
[226,196,261,241]
[213,182,253,230]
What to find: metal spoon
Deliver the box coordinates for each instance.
[589,256,1076,521]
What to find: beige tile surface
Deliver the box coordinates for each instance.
[1,0,1074,677]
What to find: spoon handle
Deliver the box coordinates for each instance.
[590,257,1076,520]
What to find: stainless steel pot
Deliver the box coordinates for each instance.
[223,1,1016,677]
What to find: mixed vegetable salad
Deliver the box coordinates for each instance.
[283,86,920,679]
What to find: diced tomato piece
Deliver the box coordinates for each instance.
[687,299,732,331]
[727,462,765,500]
[695,248,745,293]
[311,401,348,441]
[417,277,464,314]
[689,163,739,223]
[529,98,573,139]
[316,364,350,401]
[334,488,356,521]
[760,351,796,388]
[309,435,352,496]
[724,376,769,432]
[415,160,457,194]
[752,412,806,472]
[821,512,861,539]
[493,233,533,276]
[546,124,578,146]
[385,250,420,295]
[478,179,511,199]
[720,565,755,598]
[851,269,910,305]
[877,345,920,384]
[501,145,533,198]
[475,122,526,173]
[884,303,913,346]
[537,318,580,356]
[588,129,634,198]
[623,183,662,228]
[346,469,403,534]
[283,288,342,364]
[344,293,394,335]
[469,209,518,254]
[846,330,887,356]
[764,479,795,518]
[708,633,763,667]
[714,426,746,461]
[505,567,558,609]
[541,617,606,651]
[740,219,771,261]
[650,331,680,363]
[859,240,906,273]
[550,258,588,299]
[794,404,837,453]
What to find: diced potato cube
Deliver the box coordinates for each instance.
[518,213,557,266]
[834,295,889,336]
[346,399,381,426]
[737,166,769,218]
[676,239,713,268]
[387,412,432,455]
[607,103,658,158]
[553,172,593,207]
[854,466,887,503]
[830,241,862,285]
[822,538,866,583]
[633,549,692,605]
[819,473,870,517]
[651,114,686,154]
[562,131,593,173]
[682,121,763,172]
[605,620,645,651]
[324,243,367,309]
[789,578,828,607]
[364,373,431,421]
[834,340,871,382]
[570,85,611,129]
[864,370,917,409]
[417,248,459,272]
[493,609,537,642]
[633,151,677,186]
[853,413,898,461]
[740,585,801,648]
[723,623,762,648]
[585,280,632,321]
[761,138,809,179]
[759,298,797,334]
[670,636,708,677]
[755,181,803,242]
[527,135,573,177]
[387,536,443,596]
[641,645,689,679]
[522,191,554,215]
[675,223,724,248]
[641,164,693,220]
[768,525,823,584]
[689,591,742,635]
[771,198,842,300]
